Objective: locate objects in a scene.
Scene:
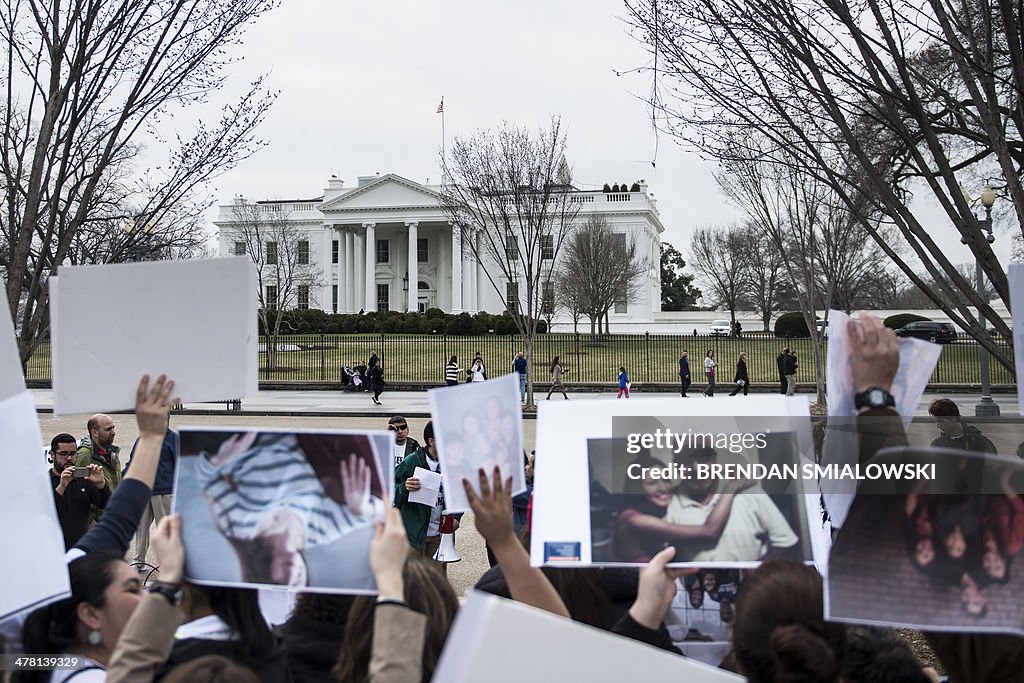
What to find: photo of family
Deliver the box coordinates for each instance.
[665,569,744,666]
[588,434,812,566]
[828,449,1024,634]
[428,373,526,512]
[175,428,390,593]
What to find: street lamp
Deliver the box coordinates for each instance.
[967,186,999,417]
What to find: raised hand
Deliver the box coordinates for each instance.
[341,455,373,518]
[463,466,515,549]
[628,546,693,629]
[152,513,185,585]
[370,506,408,598]
[86,463,105,488]
[209,432,257,467]
[848,314,899,394]
[135,374,178,438]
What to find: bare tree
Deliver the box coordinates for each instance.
[222,200,320,373]
[557,215,647,335]
[689,224,746,330]
[735,223,786,331]
[624,0,1015,373]
[440,118,580,408]
[0,0,278,366]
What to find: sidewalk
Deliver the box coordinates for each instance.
[30,388,1021,418]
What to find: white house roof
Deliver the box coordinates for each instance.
[319,173,442,213]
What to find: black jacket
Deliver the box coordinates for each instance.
[160,637,293,683]
[734,359,749,384]
[930,423,998,455]
[275,615,347,683]
[50,469,111,549]
[679,356,690,378]
[783,354,798,375]
[776,352,787,376]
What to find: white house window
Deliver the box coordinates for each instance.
[542,281,554,314]
[613,233,626,254]
[298,285,310,309]
[377,283,389,312]
[506,281,519,309]
[265,285,278,308]
[332,240,339,264]
[377,239,390,264]
[541,234,554,260]
[614,300,627,314]
[505,233,519,261]
[332,285,338,313]
[233,241,245,256]
[418,237,428,263]
[298,240,309,265]
[266,241,278,265]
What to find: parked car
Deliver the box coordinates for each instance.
[709,319,731,336]
[894,321,958,344]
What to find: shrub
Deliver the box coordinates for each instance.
[884,313,930,330]
[774,312,810,338]
[611,183,620,192]
[602,183,611,193]
[424,307,445,319]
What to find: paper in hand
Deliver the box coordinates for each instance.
[409,466,442,506]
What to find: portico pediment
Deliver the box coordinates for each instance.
[320,174,442,213]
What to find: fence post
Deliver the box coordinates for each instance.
[644,331,650,384]
[319,334,326,382]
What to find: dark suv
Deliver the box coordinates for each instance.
[894,321,958,344]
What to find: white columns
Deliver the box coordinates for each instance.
[363,222,376,312]
[322,227,333,311]
[354,231,364,312]
[475,229,485,311]
[344,230,355,312]
[406,221,418,312]
[452,225,463,312]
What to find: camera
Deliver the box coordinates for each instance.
[72,466,90,479]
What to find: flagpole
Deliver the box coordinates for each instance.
[440,96,446,172]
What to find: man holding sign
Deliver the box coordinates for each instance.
[395,421,460,574]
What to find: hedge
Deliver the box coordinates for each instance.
[883,313,931,330]
[261,309,547,336]
[774,312,810,338]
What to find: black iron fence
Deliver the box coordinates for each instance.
[26,333,1015,387]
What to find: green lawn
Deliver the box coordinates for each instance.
[26,333,1011,386]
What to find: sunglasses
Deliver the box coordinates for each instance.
[388,424,408,431]
[54,450,77,457]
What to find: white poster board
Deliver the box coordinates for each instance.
[51,258,258,414]
[427,373,526,512]
[530,396,825,569]
[433,590,743,683]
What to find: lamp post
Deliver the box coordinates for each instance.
[973,186,1000,417]
[402,272,409,311]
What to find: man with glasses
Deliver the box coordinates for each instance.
[387,415,420,478]
[48,433,110,549]
[928,398,998,455]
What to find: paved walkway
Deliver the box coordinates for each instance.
[30,388,1020,418]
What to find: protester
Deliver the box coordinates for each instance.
[678,350,691,397]
[76,414,122,522]
[49,433,110,549]
[927,398,998,454]
[387,416,420,477]
[728,352,749,397]
[444,356,461,387]
[702,350,716,397]
[394,421,461,575]
[368,362,385,406]
[784,350,798,396]
[777,347,789,395]
[546,356,568,400]
[121,421,177,566]
[17,551,143,683]
[512,351,528,403]
[276,594,354,683]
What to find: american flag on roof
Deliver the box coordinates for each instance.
[436,97,444,114]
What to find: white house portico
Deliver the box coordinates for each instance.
[215,173,665,328]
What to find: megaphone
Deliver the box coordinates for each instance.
[433,513,461,563]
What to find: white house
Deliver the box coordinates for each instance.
[214,173,665,328]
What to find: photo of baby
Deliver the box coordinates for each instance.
[175,428,390,593]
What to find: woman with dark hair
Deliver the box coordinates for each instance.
[276,594,355,683]
[368,361,385,406]
[978,468,1024,585]
[703,350,717,396]
[17,552,143,683]
[728,352,749,396]
[612,453,746,562]
[444,356,461,387]
[546,356,568,400]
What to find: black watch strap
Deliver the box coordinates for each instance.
[854,386,896,410]
[147,581,183,606]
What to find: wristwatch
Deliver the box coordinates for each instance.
[147,581,183,606]
[854,386,895,411]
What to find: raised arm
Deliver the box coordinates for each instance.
[464,467,569,619]
[618,484,748,543]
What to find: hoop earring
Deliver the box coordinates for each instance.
[87,629,102,646]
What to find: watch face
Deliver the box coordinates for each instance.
[868,389,884,405]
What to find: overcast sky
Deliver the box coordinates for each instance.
[197,0,1014,272]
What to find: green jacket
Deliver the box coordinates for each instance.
[76,438,122,522]
[394,447,462,550]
